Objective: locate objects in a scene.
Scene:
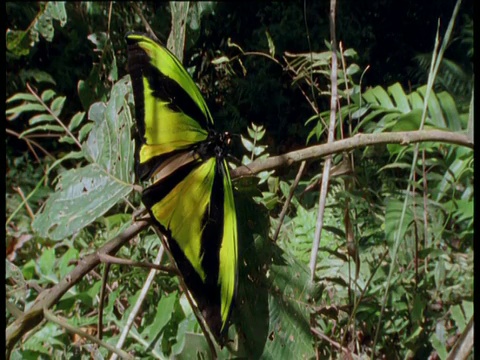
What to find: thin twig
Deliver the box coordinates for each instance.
[43,308,134,360]
[98,253,176,274]
[110,246,165,360]
[309,0,338,281]
[98,261,111,340]
[6,128,56,161]
[11,187,35,220]
[26,83,82,150]
[130,2,161,42]
[310,327,359,360]
[6,302,23,319]
[273,161,307,242]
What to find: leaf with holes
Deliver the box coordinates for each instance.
[32,78,134,240]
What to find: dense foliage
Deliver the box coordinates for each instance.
[6,2,473,359]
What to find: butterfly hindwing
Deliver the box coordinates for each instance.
[126,32,238,340]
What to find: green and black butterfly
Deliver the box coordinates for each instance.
[126,33,238,340]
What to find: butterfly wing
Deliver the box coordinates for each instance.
[126,33,237,339]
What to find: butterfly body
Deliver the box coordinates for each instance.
[126,33,237,341]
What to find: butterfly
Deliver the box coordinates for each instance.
[126,32,238,341]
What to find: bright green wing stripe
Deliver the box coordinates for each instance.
[127,33,213,125]
[140,76,208,164]
[149,157,217,281]
[219,159,238,330]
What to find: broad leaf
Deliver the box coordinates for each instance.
[33,77,134,240]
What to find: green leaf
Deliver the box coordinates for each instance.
[46,1,67,26]
[33,2,67,43]
[343,48,357,57]
[68,111,86,132]
[384,199,413,250]
[20,124,64,138]
[41,89,57,102]
[6,103,46,121]
[241,136,254,152]
[346,63,360,76]
[142,292,178,339]
[417,86,447,128]
[32,78,134,240]
[50,96,66,117]
[6,92,37,103]
[265,30,276,57]
[57,247,79,278]
[76,123,93,143]
[32,165,128,241]
[388,83,410,113]
[262,250,316,359]
[364,86,394,109]
[29,113,56,125]
[38,247,56,276]
[22,322,65,353]
[6,260,28,304]
[437,91,462,131]
[6,29,32,57]
[20,69,57,85]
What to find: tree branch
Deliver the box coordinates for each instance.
[6,219,149,355]
[231,130,473,179]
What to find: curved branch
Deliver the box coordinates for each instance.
[231,130,473,178]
